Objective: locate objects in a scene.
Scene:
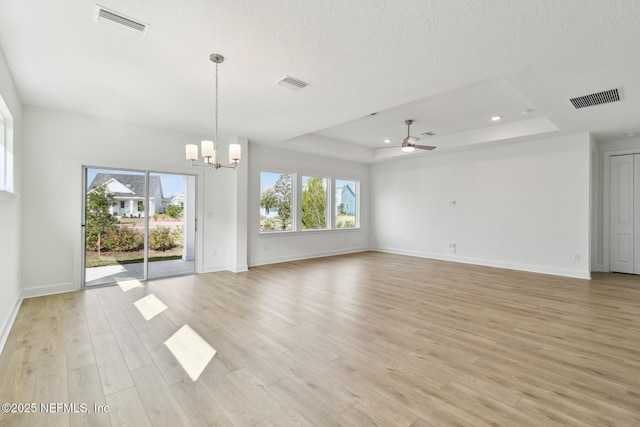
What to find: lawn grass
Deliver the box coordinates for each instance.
[86,247,183,268]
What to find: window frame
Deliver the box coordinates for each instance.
[0,93,15,201]
[300,175,330,231]
[334,177,360,229]
[258,171,361,233]
[259,170,296,233]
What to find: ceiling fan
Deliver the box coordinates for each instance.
[399,119,436,152]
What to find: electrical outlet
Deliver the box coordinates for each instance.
[573,253,580,261]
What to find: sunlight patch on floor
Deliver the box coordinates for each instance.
[164,325,217,381]
[133,293,168,320]
[117,279,145,292]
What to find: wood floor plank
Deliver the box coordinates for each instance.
[65,315,96,371]
[136,327,190,385]
[267,378,352,427]
[130,365,192,427]
[68,364,110,427]
[96,287,128,325]
[91,333,135,396]
[170,380,234,427]
[225,368,314,426]
[197,365,266,427]
[110,320,154,371]
[105,387,151,427]
[82,291,112,337]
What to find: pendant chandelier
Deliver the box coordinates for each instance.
[185,53,241,169]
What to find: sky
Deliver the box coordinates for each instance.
[86,168,186,198]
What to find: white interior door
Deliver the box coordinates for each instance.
[609,155,634,274]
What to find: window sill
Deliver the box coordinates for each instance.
[0,190,18,203]
[259,227,361,236]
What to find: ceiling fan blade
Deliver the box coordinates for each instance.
[414,145,436,150]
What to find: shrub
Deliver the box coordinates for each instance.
[172,226,184,245]
[149,227,175,251]
[166,205,183,219]
[336,219,356,228]
[103,226,143,252]
[260,218,278,231]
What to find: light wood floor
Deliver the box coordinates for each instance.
[1,252,639,426]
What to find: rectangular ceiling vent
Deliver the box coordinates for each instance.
[277,76,310,91]
[94,5,150,38]
[570,88,621,109]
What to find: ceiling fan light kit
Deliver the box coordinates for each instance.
[400,119,436,153]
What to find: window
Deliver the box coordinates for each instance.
[259,172,359,232]
[301,176,328,230]
[0,94,14,195]
[336,179,357,228]
[260,172,293,231]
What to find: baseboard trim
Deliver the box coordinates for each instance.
[230,264,249,273]
[372,247,591,280]
[0,297,22,355]
[201,264,228,273]
[248,247,369,267]
[20,282,77,299]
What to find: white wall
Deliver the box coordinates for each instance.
[371,133,592,279]
[248,143,370,266]
[0,47,22,351]
[593,136,640,271]
[21,106,246,296]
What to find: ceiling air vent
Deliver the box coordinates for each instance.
[276,76,310,91]
[570,88,621,109]
[94,5,150,38]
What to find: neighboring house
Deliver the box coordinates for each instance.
[88,173,165,217]
[340,184,356,215]
[170,193,185,208]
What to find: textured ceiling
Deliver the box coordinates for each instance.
[0,0,638,162]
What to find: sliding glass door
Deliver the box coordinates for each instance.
[82,167,196,287]
[147,172,196,280]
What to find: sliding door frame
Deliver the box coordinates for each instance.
[78,161,203,289]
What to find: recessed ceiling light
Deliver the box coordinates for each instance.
[491,115,502,121]
[384,139,391,144]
